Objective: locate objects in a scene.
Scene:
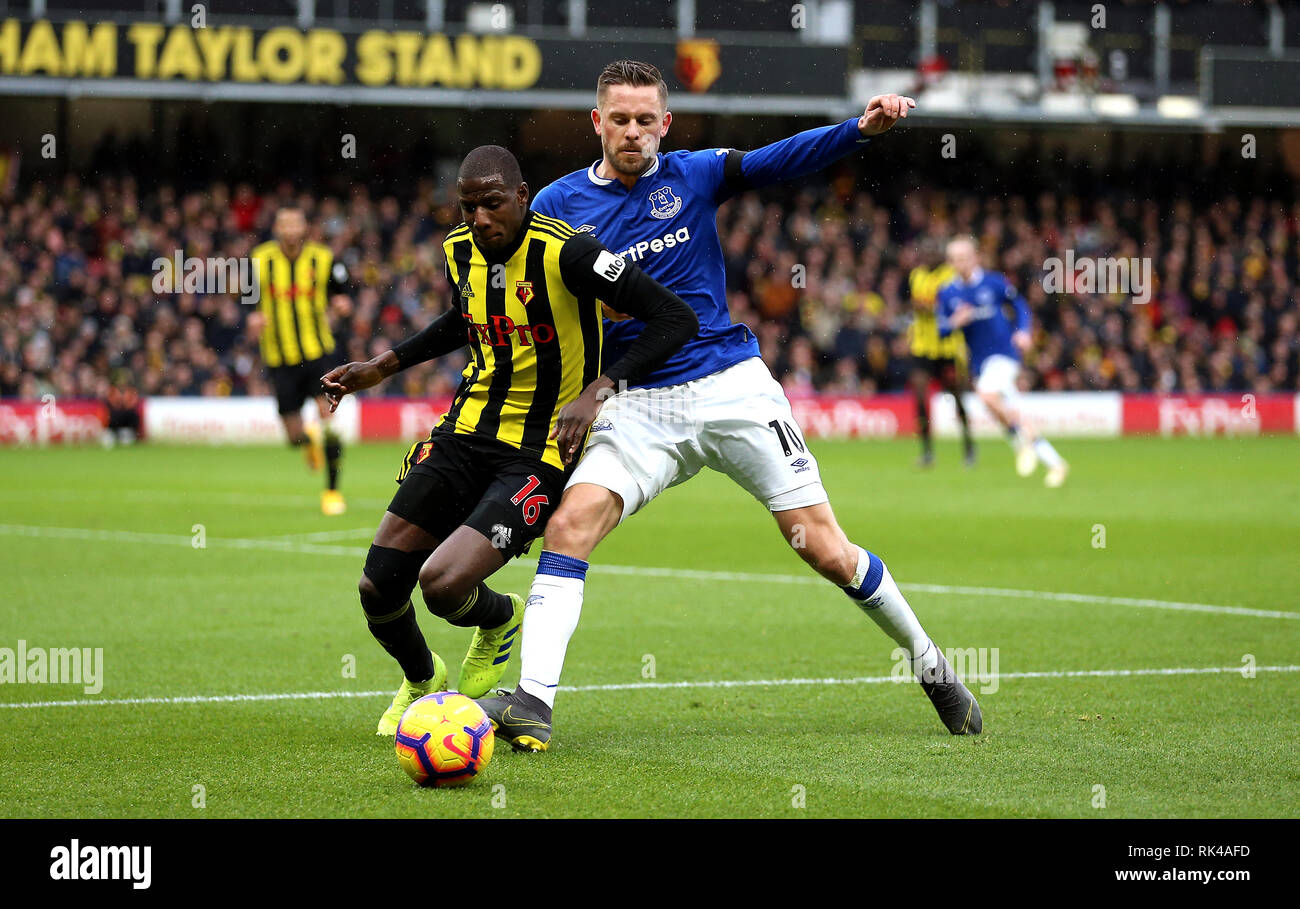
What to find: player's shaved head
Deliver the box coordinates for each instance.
[457,145,523,188]
[917,236,944,266]
[456,146,529,254]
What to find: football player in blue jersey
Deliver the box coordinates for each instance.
[479,60,983,750]
[937,237,1069,487]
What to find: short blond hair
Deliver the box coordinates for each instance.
[597,60,668,108]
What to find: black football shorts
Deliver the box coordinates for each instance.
[269,356,336,415]
[387,428,567,559]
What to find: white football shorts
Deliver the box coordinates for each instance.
[569,357,828,522]
[975,354,1022,400]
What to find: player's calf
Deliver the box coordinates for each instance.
[541,482,624,562]
[361,546,449,737]
[775,500,857,586]
[360,546,438,684]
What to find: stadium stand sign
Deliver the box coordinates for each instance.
[8,394,1294,446]
[0,18,847,114]
[0,399,105,444]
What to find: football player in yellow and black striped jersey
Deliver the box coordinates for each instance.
[250,206,353,514]
[321,145,697,733]
[907,238,973,467]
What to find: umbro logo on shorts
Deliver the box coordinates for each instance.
[591,419,614,432]
[791,457,811,473]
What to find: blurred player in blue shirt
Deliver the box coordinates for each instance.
[937,237,1068,486]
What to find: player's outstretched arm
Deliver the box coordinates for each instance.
[320,308,466,412]
[550,234,699,462]
[722,93,916,195]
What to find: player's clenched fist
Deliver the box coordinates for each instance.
[858,94,916,137]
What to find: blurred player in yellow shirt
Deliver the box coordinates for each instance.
[907,238,973,467]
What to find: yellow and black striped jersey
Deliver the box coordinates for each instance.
[908,264,965,360]
[437,212,607,471]
[251,240,348,367]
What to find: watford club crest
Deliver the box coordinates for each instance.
[675,39,721,93]
[515,281,534,306]
[416,442,433,464]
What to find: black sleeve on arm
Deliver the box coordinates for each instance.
[719,149,749,201]
[326,258,350,295]
[558,233,699,385]
[391,307,468,371]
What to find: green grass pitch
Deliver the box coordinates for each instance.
[1,436,1297,818]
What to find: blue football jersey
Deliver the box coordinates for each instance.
[532,118,869,388]
[936,269,1032,375]
[532,151,752,388]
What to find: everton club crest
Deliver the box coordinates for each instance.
[648,186,682,220]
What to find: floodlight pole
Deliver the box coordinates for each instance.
[427,0,445,30]
[918,0,937,64]
[1036,1,1054,90]
[677,0,695,38]
[1153,3,1170,94]
[568,0,586,37]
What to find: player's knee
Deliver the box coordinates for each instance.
[358,572,378,604]
[360,545,426,620]
[417,561,474,618]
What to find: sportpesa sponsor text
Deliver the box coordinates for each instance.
[614,226,694,263]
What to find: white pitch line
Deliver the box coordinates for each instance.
[264,527,376,542]
[2,664,1297,710]
[0,522,1296,621]
[0,523,368,558]
[0,487,395,510]
[581,563,1300,621]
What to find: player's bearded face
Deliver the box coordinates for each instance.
[596,85,668,177]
